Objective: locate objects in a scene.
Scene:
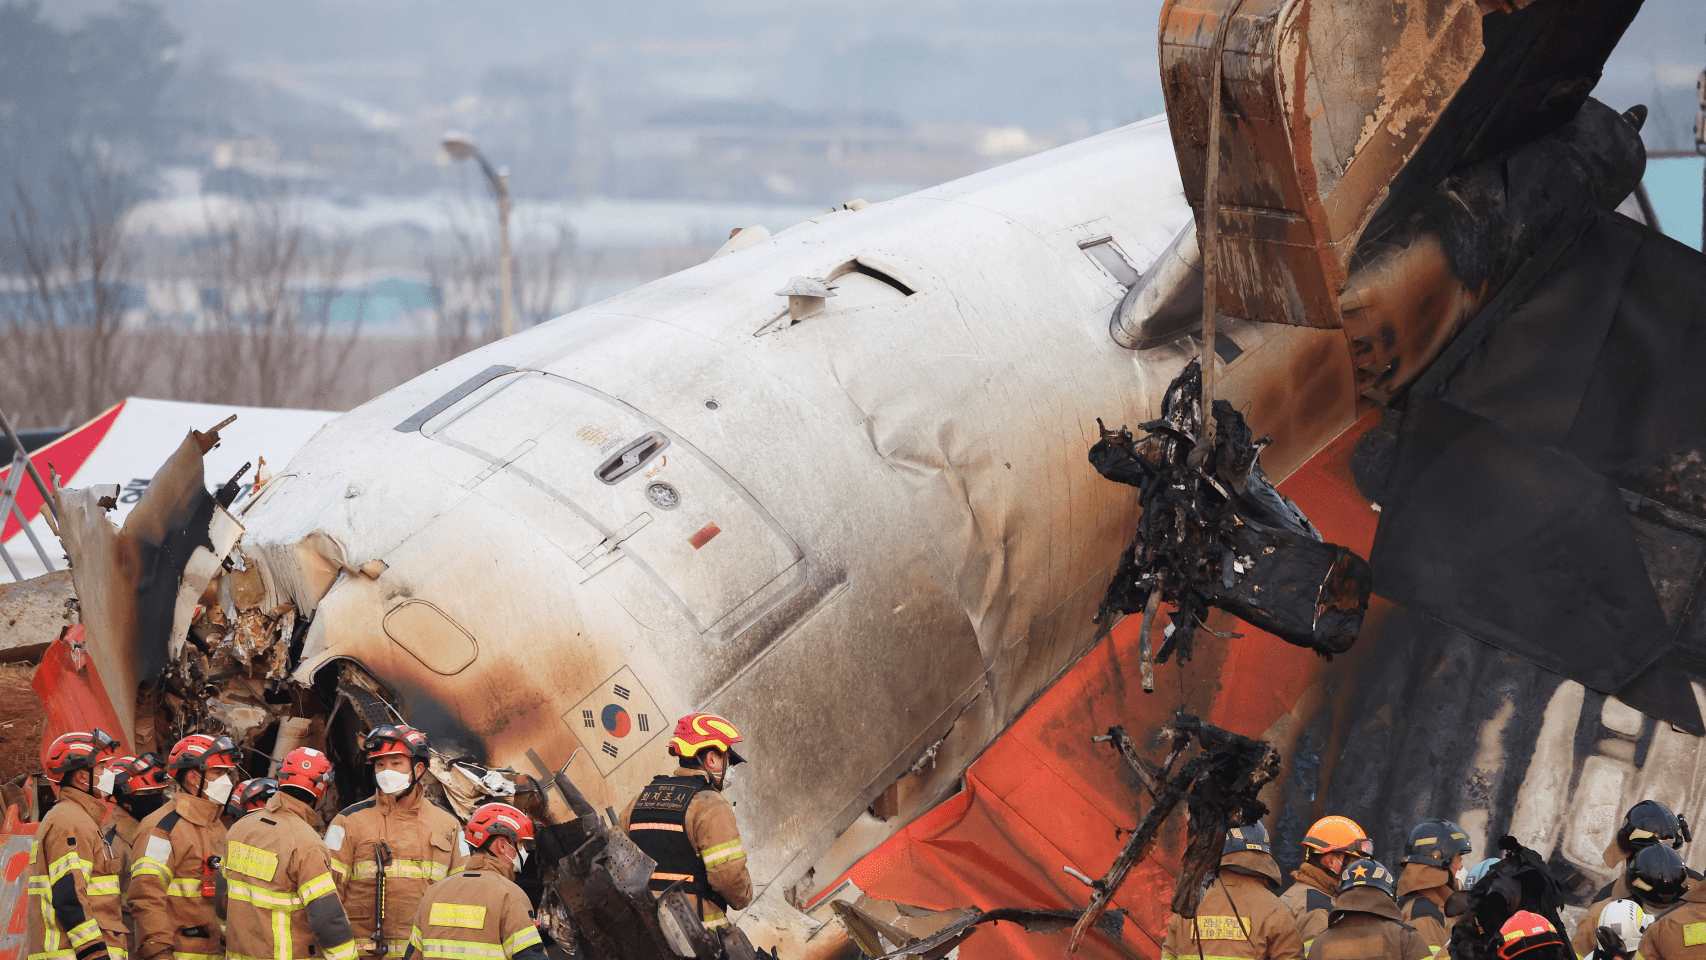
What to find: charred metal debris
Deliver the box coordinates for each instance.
[1090,361,1371,684]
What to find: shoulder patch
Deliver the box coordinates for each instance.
[340,799,377,817]
[324,825,346,852]
[143,834,173,865]
[1307,888,1333,913]
[158,811,182,834]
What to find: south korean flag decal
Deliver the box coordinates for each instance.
[564,666,664,776]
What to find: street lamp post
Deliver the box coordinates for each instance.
[443,132,517,339]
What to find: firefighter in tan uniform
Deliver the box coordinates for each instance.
[218,747,358,960]
[1633,860,1706,960]
[327,725,462,956]
[99,754,171,954]
[619,713,754,933]
[27,731,127,960]
[1283,816,1374,951]
[1395,819,1472,950]
[130,734,239,960]
[1305,859,1434,960]
[1592,846,1689,960]
[1577,803,1691,958]
[402,803,544,960]
[1163,823,1305,960]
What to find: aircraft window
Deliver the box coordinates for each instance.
[1080,238,1140,287]
[596,432,669,485]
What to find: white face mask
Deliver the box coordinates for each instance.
[509,848,526,873]
[374,769,413,796]
[204,774,235,806]
[95,768,117,797]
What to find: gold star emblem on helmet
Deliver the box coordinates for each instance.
[1353,864,1369,879]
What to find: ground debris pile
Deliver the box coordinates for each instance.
[1090,360,1371,668]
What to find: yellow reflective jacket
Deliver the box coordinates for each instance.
[27,787,127,960]
[129,793,224,960]
[326,789,462,954]
[403,853,543,960]
[220,792,357,960]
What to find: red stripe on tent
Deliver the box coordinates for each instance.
[839,411,1387,959]
[0,400,125,542]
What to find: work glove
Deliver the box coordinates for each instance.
[1596,925,1632,960]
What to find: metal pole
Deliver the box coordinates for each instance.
[1695,45,1704,249]
[0,406,59,538]
[498,172,516,339]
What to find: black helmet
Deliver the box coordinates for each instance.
[1402,818,1473,867]
[1627,845,1688,905]
[1617,800,1687,857]
[1337,858,1398,900]
[1224,821,1272,858]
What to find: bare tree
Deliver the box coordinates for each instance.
[186,193,366,408]
[421,218,575,368]
[0,166,143,427]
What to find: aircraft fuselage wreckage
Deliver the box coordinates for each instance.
[21,0,1706,955]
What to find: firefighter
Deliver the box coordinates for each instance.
[1396,818,1472,949]
[1283,815,1374,949]
[327,724,462,957]
[1630,847,1705,960]
[1569,842,1692,960]
[130,733,239,960]
[1596,801,1690,904]
[1305,858,1434,960]
[101,753,171,954]
[619,713,754,933]
[27,730,128,960]
[401,803,545,960]
[1497,912,1575,960]
[1586,845,1690,960]
[1162,823,1305,960]
[219,747,358,960]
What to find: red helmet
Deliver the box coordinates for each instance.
[362,724,431,762]
[167,734,241,772]
[45,731,106,783]
[113,753,171,794]
[276,748,334,799]
[464,802,534,850]
[226,778,279,818]
[667,713,746,765]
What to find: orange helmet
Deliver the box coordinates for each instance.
[1303,815,1373,857]
[167,734,241,772]
[44,731,106,783]
[465,802,534,850]
[113,753,171,794]
[668,713,746,765]
[362,723,430,761]
[276,747,334,799]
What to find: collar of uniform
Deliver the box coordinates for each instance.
[1332,886,1404,923]
[1683,882,1706,904]
[673,767,715,784]
[57,785,109,822]
[1396,863,1452,898]
[1293,861,1340,897]
[1222,852,1282,888]
[264,790,317,823]
[463,851,515,881]
[374,788,422,815]
[174,790,223,826]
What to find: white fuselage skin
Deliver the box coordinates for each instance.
[236,114,1359,938]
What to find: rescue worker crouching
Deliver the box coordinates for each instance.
[1594,846,1689,960]
[402,803,544,960]
[1578,817,1694,959]
[1163,823,1306,960]
[218,747,358,960]
[327,724,461,957]
[1283,816,1374,950]
[1305,858,1434,960]
[620,713,754,932]
[131,733,239,960]
[1395,818,1472,949]
[101,753,172,955]
[27,730,128,960]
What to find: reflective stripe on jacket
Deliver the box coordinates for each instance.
[618,766,753,928]
[128,795,224,960]
[404,854,542,960]
[1162,871,1306,960]
[27,788,126,960]
[221,792,357,960]
[1633,885,1706,960]
[326,789,462,952]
